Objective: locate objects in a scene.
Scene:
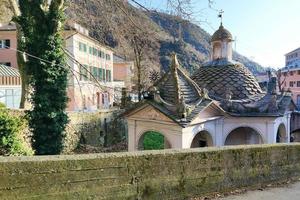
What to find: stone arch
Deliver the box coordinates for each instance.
[276,123,287,143]
[137,130,171,150]
[190,130,213,148]
[224,127,263,146]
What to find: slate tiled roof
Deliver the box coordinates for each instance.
[192,59,263,100]
[157,67,201,105]
[0,64,20,77]
[155,54,202,106]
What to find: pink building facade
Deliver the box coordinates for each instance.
[280,47,300,107]
[0,23,18,69]
[0,23,21,109]
[113,55,134,90]
[64,22,114,111]
[0,22,115,111]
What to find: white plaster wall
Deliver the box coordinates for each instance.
[273,113,291,143]
[182,118,224,148]
[127,113,292,151]
[127,119,182,151]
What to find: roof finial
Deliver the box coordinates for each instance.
[218,9,224,26]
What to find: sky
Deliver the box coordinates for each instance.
[132,0,300,68]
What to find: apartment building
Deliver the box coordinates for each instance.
[280,47,300,107]
[64,21,114,111]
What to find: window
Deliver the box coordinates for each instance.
[290,71,294,76]
[89,66,93,80]
[80,65,88,81]
[106,54,111,60]
[0,39,10,49]
[297,81,300,87]
[78,42,87,52]
[98,68,103,81]
[93,67,98,79]
[283,72,287,76]
[102,69,106,81]
[290,81,294,87]
[93,48,97,56]
[89,46,93,54]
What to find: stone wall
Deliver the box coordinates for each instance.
[1,144,300,199]
[7,109,126,153]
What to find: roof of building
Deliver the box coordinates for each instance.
[192,59,263,100]
[154,54,203,106]
[113,54,133,63]
[0,23,16,31]
[211,23,233,42]
[285,47,300,56]
[0,65,20,77]
[124,54,218,127]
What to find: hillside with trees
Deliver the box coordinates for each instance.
[67,0,266,79]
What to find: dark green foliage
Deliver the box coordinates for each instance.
[143,131,165,150]
[0,108,33,156]
[15,0,69,155]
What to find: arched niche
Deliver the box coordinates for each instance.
[225,127,263,146]
[138,131,171,150]
[276,123,287,143]
[190,130,213,148]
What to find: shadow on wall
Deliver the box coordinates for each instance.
[225,127,263,146]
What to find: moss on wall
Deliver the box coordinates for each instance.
[7,109,126,154]
[1,144,300,199]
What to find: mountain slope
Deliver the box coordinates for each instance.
[149,11,266,74]
[67,1,265,76]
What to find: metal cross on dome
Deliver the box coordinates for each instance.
[218,9,224,24]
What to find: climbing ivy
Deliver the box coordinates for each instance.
[15,0,68,155]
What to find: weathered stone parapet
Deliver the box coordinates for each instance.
[1,144,300,199]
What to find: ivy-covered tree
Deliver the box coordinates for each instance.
[15,0,68,155]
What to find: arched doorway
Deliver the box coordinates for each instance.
[191,131,213,148]
[138,131,171,150]
[225,127,263,146]
[276,124,287,143]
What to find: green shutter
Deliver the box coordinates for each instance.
[103,69,106,81]
[100,68,103,81]
[93,67,98,81]
[79,42,82,51]
[79,65,83,81]
[84,65,88,81]
[98,68,102,81]
[89,66,93,80]
[89,47,92,54]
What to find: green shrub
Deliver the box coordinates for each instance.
[0,108,34,156]
[0,102,6,109]
[143,131,165,150]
